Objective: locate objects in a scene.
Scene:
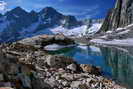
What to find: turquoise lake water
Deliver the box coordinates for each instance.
[47,45,133,89]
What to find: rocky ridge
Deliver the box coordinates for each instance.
[100,0,133,32]
[0,7,81,43]
[0,35,126,89]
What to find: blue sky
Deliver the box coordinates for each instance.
[0,0,116,19]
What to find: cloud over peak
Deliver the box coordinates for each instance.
[0,1,7,13]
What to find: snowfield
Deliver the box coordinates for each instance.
[91,38,133,46]
[51,23,102,37]
[91,24,133,46]
[51,25,87,37]
[44,44,76,51]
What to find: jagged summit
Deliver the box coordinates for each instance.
[0,6,82,43]
[101,0,133,32]
[39,7,63,22]
[12,6,25,11]
[5,6,29,21]
[39,7,59,14]
[5,6,28,15]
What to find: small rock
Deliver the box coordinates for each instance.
[62,81,70,87]
[61,74,74,81]
[71,81,82,88]
[7,63,19,75]
[79,84,89,89]
[80,64,101,75]
[67,64,77,72]
[47,77,60,87]
[0,73,4,81]
[46,55,56,67]
[17,73,31,88]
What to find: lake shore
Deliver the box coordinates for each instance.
[0,42,126,89]
[0,34,126,89]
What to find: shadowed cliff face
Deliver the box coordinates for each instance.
[100,0,133,32]
[100,46,133,89]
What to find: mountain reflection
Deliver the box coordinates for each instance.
[100,46,133,89]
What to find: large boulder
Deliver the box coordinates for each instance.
[41,34,75,46]
[67,63,77,72]
[46,55,76,68]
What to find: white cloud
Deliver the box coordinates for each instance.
[0,1,7,11]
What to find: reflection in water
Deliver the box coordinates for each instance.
[100,46,133,89]
[48,45,133,89]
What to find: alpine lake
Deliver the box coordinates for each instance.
[45,42,133,89]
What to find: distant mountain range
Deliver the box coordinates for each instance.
[0,6,103,43]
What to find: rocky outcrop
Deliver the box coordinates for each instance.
[0,47,52,89]
[100,0,133,32]
[83,19,104,29]
[18,34,75,49]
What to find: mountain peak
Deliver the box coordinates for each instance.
[30,10,37,14]
[44,7,57,12]
[39,7,59,15]
[5,6,29,20]
[11,6,26,13]
[5,6,28,15]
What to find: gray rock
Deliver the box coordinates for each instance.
[100,0,133,32]
[62,81,70,87]
[47,77,60,87]
[46,55,75,68]
[0,73,4,81]
[70,81,82,88]
[18,73,31,88]
[7,63,19,75]
[67,63,77,72]
[46,55,56,67]
[61,73,74,81]
[32,78,52,89]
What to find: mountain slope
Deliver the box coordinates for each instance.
[0,6,103,43]
[100,0,133,32]
[0,7,81,43]
[50,22,102,37]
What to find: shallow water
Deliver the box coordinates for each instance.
[48,45,133,89]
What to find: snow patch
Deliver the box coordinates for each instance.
[89,46,101,52]
[84,23,102,35]
[77,45,88,50]
[117,30,130,35]
[44,44,75,51]
[91,38,133,46]
[50,23,102,37]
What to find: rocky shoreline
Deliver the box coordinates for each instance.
[0,35,126,89]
